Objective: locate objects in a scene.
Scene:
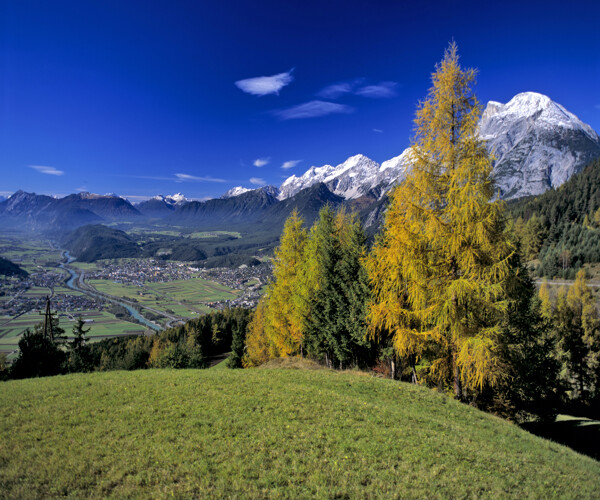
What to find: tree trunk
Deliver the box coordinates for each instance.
[453,346,462,400]
[391,359,395,380]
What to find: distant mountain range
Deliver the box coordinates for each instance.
[2,92,599,237]
[224,92,600,201]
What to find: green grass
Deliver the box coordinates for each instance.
[1,366,599,498]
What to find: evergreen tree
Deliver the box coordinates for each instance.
[304,207,373,368]
[227,320,247,368]
[475,253,561,422]
[11,328,66,379]
[367,43,513,398]
[554,270,600,404]
[67,316,92,372]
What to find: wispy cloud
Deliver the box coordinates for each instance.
[317,81,356,99]
[595,104,600,110]
[274,100,354,120]
[175,173,226,183]
[281,160,302,170]
[355,81,398,98]
[253,157,270,167]
[373,128,383,133]
[29,165,64,176]
[318,79,397,100]
[250,177,266,186]
[235,70,294,96]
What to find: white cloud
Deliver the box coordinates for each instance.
[250,177,266,186]
[281,160,302,170]
[317,82,355,99]
[253,157,270,167]
[175,173,226,183]
[355,81,398,98]
[274,100,354,120]
[373,128,383,133]
[29,165,64,176]
[235,70,294,96]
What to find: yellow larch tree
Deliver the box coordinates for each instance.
[366,43,513,398]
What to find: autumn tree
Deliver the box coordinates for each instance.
[264,209,308,356]
[244,210,307,365]
[367,43,513,398]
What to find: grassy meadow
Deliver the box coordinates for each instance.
[1,362,599,498]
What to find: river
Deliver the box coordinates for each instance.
[60,251,161,331]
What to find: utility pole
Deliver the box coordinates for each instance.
[43,296,54,342]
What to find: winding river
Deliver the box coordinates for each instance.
[60,252,160,331]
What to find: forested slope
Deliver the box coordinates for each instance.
[508,158,600,277]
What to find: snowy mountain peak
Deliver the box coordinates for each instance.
[151,193,188,205]
[481,92,598,141]
[480,92,600,198]
[221,186,252,199]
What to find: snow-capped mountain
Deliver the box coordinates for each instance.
[222,186,252,199]
[152,193,188,206]
[221,92,600,202]
[480,92,600,198]
[221,185,280,200]
[278,154,389,200]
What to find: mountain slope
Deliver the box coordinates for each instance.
[0,191,141,231]
[168,188,278,228]
[0,257,28,278]
[62,224,141,262]
[53,192,141,219]
[1,368,598,498]
[508,157,600,277]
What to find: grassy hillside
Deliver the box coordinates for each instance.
[1,365,599,498]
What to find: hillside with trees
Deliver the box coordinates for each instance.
[508,157,600,277]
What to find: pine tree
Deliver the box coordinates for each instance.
[367,43,513,397]
[303,206,373,368]
[475,253,561,422]
[67,316,92,372]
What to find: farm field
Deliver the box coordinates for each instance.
[0,309,147,357]
[0,366,598,498]
[88,278,239,319]
[187,230,241,239]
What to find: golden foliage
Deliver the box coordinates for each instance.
[367,43,513,394]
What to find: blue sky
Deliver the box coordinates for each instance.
[1,0,599,201]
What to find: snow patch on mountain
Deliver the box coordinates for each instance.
[151,193,189,205]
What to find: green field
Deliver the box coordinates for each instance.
[0,364,598,498]
[88,277,239,320]
[188,230,241,239]
[0,309,147,356]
